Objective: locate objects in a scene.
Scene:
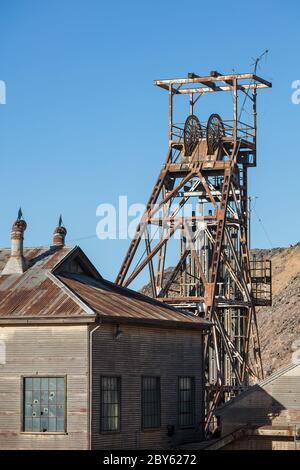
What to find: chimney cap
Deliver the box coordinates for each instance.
[52,215,67,247]
[12,207,27,232]
[1,208,27,274]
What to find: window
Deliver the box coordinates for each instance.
[141,376,161,429]
[178,377,195,427]
[23,377,66,432]
[100,376,121,432]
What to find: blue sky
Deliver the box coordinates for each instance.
[0,0,299,282]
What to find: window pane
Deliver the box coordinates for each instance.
[49,405,56,417]
[57,390,64,404]
[41,391,48,405]
[24,417,32,431]
[57,378,65,390]
[32,418,40,432]
[48,418,56,432]
[56,418,65,432]
[32,390,40,403]
[25,378,33,390]
[32,403,40,417]
[178,377,195,427]
[49,390,56,403]
[25,404,32,417]
[57,404,64,417]
[23,377,66,433]
[33,378,41,390]
[141,377,160,429]
[100,376,120,432]
[41,417,48,432]
[49,378,56,390]
[41,378,48,390]
[25,390,32,404]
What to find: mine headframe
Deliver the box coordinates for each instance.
[116,71,272,428]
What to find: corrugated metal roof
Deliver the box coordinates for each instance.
[0,246,72,272]
[0,245,210,329]
[0,246,86,318]
[58,273,210,329]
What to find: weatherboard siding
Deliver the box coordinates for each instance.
[217,364,300,437]
[91,323,204,449]
[0,325,89,450]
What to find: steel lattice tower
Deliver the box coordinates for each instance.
[116,71,272,429]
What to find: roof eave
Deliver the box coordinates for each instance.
[98,314,211,330]
[0,316,96,325]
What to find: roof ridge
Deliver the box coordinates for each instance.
[257,360,300,387]
[57,273,211,329]
[68,272,198,318]
[215,361,300,414]
[47,272,95,316]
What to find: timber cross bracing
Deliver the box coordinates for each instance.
[116,71,272,431]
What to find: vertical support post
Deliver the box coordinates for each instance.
[189,93,193,116]
[242,166,248,245]
[168,84,173,146]
[253,87,257,165]
[248,196,252,250]
[233,79,238,145]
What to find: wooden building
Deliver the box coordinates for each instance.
[0,215,210,450]
[203,362,300,450]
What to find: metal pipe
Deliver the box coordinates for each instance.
[89,321,102,449]
[168,84,173,145]
[233,79,238,144]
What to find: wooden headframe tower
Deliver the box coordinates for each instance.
[116,71,272,428]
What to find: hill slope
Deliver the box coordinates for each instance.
[255,243,300,376]
[140,244,300,377]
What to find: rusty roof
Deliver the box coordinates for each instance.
[0,246,210,329]
[58,273,210,329]
[0,246,91,319]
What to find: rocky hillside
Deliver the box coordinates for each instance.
[141,244,300,377]
[255,243,300,376]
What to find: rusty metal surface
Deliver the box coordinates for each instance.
[116,71,273,430]
[0,247,84,317]
[58,273,210,329]
[0,246,210,328]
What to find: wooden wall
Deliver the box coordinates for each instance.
[91,323,204,449]
[216,364,300,437]
[0,325,89,450]
[223,436,300,450]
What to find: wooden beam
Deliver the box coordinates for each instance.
[154,73,272,88]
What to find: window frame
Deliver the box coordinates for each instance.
[100,375,121,434]
[21,375,67,434]
[178,376,196,429]
[141,375,161,431]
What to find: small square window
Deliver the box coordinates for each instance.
[23,377,66,432]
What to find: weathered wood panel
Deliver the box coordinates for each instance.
[0,325,89,450]
[224,436,300,450]
[91,323,204,449]
[217,364,300,436]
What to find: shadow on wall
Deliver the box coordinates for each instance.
[215,386,290,436]
[211,385,300,449]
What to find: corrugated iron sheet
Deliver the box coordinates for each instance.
[59,273,209,329]
[0,246,210,328]
[0,246,84,317]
